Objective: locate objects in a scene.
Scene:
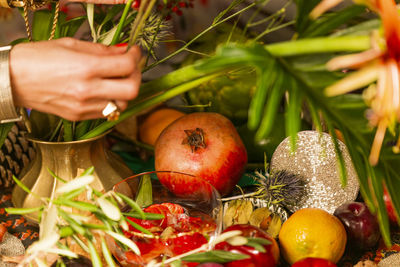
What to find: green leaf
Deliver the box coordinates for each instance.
[135,174,153,208]
[32,10,53,41]
[75,121,92,139]
[246,237,272,246]
[29,110,61,140]
[101,236,116,267]
[182,250,250,263]
[255,70,285,141]
[0,123,13,148]
[88,239,102,267]
[300,5,365,38]
[369,165,391,247]
[245,240,266,253]
[59,16,86,38]
[294,0,321,34]
[325,115,348,187]
[5,206,43,215]
[59,226,74,238]
[87,3,97,42]
[123,212,164,220]
[63,119,73,142]
[126,217,153,236]
[53,199,98,212]
[117,193,145,219]
[247,62,277,130]
[306,98,323,133]
[60,187,86,200]
[332,19,380,37]
[58,209,87,236]
[12,176,34,196]
[285,78,302,151]
[170,260,182,267]
[383,164,400,226]
[47,168,67,184]
[81,166,95,177]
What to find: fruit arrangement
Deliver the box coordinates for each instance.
[148,112,387,266]
[116,202,217,265]
[7,112,390,267]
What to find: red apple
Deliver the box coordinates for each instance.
[333,202,380,250]
[383,186,398,225]
[155,112,247,196]
[291,258,337,267]
[215,224,279,267]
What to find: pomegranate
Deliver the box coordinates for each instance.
[154,112,247,196]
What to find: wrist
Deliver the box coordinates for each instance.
[0,0,10,8]
[0,46,22,124]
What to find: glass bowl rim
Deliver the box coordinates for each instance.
[112,170,221,197]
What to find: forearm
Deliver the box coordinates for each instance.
[0,46,21,123]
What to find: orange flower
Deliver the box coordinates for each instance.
[323,0,400,165]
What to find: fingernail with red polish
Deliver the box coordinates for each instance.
[115,43,128,47]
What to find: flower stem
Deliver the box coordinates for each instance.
[78,72,223,140]
[110,0,135,45]
[142,2,257,72]
[265,35,371,56]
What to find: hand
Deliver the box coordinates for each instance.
[68,0,132,4]
[9,38,142,121]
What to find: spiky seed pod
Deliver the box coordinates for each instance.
[134,13,171,50]
[253,170,307,208]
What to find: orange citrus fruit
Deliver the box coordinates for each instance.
[139,108,185,146]
[278,208,347,264]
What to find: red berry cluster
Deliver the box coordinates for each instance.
[132,0,198,18]
[158,0,196,18]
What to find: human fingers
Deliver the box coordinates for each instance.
[70,71,141,102]
[57,37,128,55]
[86,47,142,78]
[31,98,128,121]
[68,0,126,4]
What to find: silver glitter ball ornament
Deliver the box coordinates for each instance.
[270,131,359,214]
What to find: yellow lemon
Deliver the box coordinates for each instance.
[278,208,347,264]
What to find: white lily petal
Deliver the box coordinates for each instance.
[40,204,58,240]
[111,191,124,206]
[27,232,60,254]
[325,63,381,97]
[106,231,141,255]
[120,220,129,231]
[98,197,121,221]
[69,213,90,223]
[212,230,242,245]
[226,236,248,246]
[45,248,78,258]
[56,175,95,194]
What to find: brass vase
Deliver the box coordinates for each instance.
[12,133,133,223]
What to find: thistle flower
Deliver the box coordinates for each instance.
[252,170,306,208]
[312,0,400,166]
[135,13,171,50]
